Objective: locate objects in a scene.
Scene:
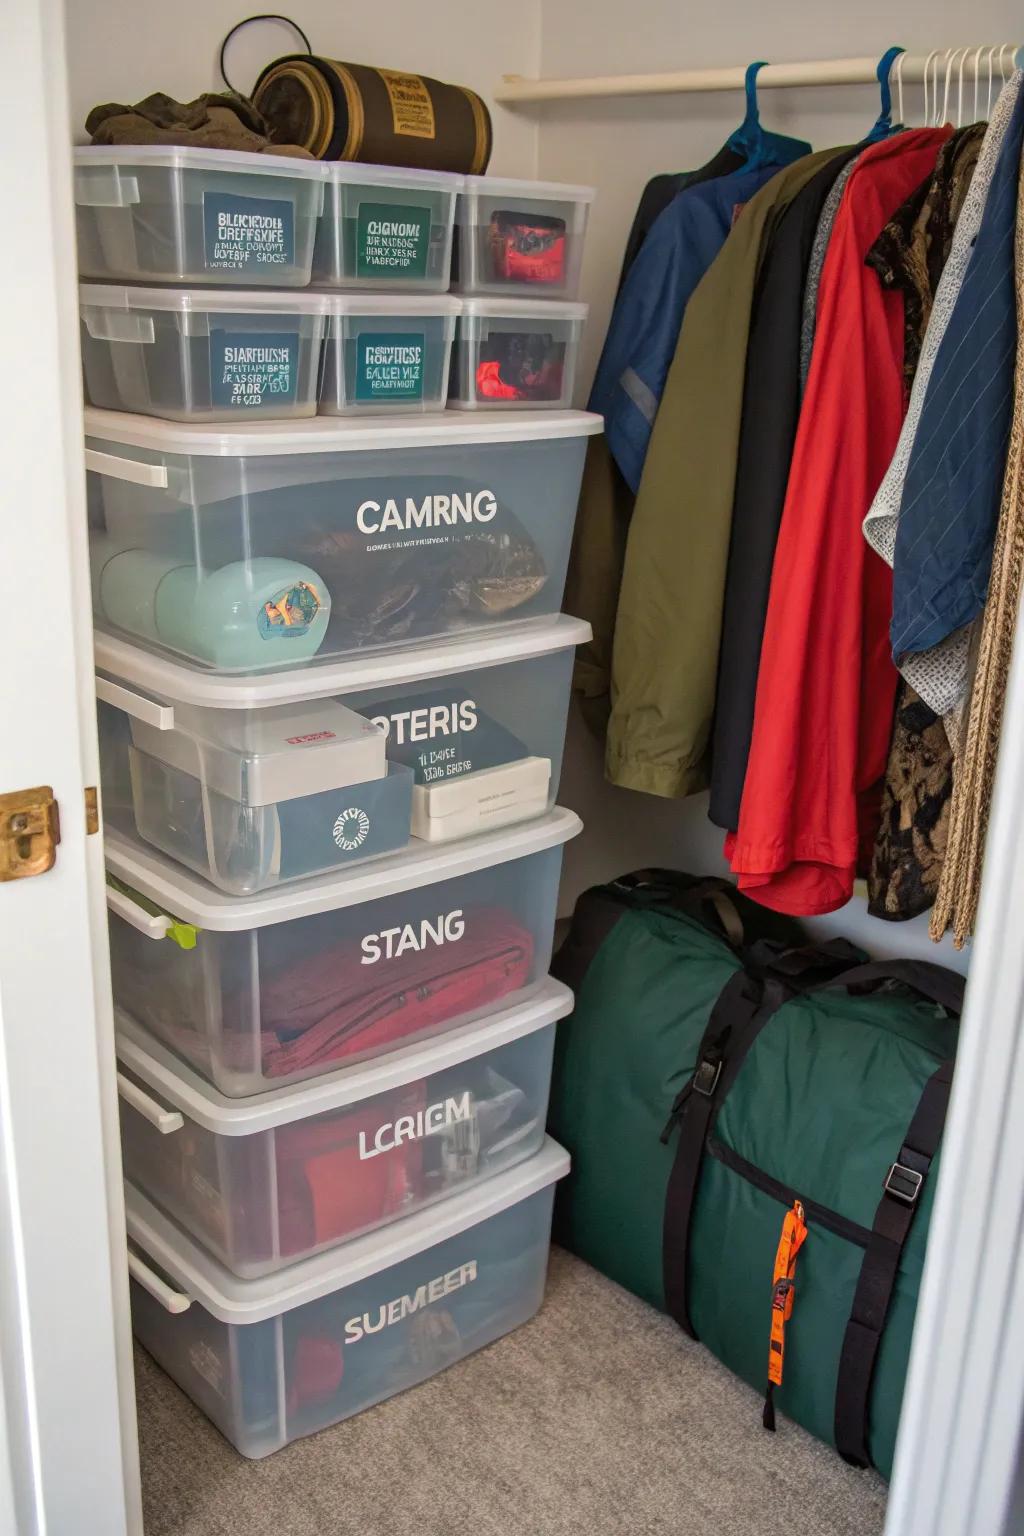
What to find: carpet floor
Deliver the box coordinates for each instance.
[136,1247,888,1536]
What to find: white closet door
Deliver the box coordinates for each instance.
[0,2,140,1532]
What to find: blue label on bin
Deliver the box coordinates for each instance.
[355,332,425,403]
[356,202,430,278]
[210,329,298,409]
[203,192,295,274]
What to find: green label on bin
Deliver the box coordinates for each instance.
[356,202,430,278]
[355,332,425,402]
[210,329,298,409]
[203,192,295,274]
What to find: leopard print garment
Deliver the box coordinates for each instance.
[865,126,984,921]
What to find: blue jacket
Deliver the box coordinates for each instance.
[891,85,1024,659]
[589,161,798,494]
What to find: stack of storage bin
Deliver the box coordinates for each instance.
[74,142,597,1457]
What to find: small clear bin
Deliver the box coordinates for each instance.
[73,145,325,287]
[118,979,570,1276]
[313,162,460,290]
[79,286,327,423]
[104,805,581,1096]
[449,299,587,410]
[125,1139,569,1456]
[452,177,593,298]
[318,295,459,416]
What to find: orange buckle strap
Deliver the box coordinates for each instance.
[763,1199,808,1431]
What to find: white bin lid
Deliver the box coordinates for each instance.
[83,405,603,457]
[79,283,328,315]
[94,614,592,709]
[125,1136,569,1324]
[117,976,572,1134]
[321,161,462,192]
[105,805,582,931]
[74,143,326,177]
[458,298,588,322]
[461,175,595,202]
[316,293,462,316]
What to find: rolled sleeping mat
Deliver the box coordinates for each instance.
[252,55,492,173]
[91,542,332,670]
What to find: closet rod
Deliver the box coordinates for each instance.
[495,48,1024,104]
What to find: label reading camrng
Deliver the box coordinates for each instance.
[203,192,295,273]
[356,331,425,403]
[356,202,431,278]
[210,329,298,409]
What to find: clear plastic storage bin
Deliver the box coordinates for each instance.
[126,1138,568,1457]
[449,299,587,411]
[452,177,593,299]
[74,146,325,287]
[85,408,601,674]
[79,286,327,423]
[96,615,588,892]
[319,295,459,416]
[118,979,569,1276]
[313,163,459,290]
[104,806,581,1096]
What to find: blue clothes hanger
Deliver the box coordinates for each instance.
[864,46,906,141]
[727,61,812,170]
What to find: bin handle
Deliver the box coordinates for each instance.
[106,884,173,940]
[74,172,140,209]
[116,1072,184,1135]
[84,449,168,489]
[126,1251,192,1314]
[96,676,175,731]
[81,309,156,346]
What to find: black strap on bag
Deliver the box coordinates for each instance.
[819,962,964,1468]
[662,939,864,1338]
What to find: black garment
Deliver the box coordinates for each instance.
[617,144,745,288]
[707,146,861,832]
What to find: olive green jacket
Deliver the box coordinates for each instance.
[603,149,846,796]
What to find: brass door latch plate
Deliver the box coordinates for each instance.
[0,787,61,881]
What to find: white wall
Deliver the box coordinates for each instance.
[526,1,1023,970]
[63,2,542,176]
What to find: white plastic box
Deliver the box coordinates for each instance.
[118,979,570,1276]
[452,177,594,299]
[313,163,459,290]
[126,1138,568,1457]
[85,408,601,675]
[96,616,588,894]
[74,146,325,287]
[79,286,327,424]
[449,299,587,411]
[104,806,581,1096]
[319,296,459,416]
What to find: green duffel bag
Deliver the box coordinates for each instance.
[550,871,964,1478]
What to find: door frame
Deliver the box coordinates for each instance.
[885,607,1024,1536]
[0,1,141,1531]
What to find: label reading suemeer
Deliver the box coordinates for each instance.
[210,329,298,409]
[356,331,425,403]
[203,192,295,273]
[356,202,431,278]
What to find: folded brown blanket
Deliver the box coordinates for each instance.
[85,90,312,157]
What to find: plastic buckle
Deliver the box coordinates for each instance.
[692,1057,722,1098]
[884,1162,924,1205]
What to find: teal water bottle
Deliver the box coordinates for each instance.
[92,539,332,670]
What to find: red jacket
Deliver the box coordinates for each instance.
[725,129,951,916]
